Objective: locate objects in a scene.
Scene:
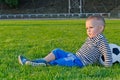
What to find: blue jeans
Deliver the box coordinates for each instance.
[49,48,84,67]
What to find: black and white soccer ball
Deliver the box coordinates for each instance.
[100,44,120,65]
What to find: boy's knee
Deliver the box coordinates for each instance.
[52,48,61,54]
[51,48,62,59]
[51,48,66,59]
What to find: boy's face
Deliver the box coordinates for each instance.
[86,19,104,38]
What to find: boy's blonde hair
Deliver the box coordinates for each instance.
[86,15,105,27]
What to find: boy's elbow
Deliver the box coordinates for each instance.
[104,59,113,67]
[104,63,112,67]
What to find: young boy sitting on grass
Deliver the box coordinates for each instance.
[18,15,112,68]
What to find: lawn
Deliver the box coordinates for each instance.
[0,19,120,80]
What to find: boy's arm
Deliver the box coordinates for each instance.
[98,40,112,67]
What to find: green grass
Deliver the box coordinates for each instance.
[0,19,120,80]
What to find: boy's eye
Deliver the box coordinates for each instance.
[89,26,93,28]
[86,26,94,29]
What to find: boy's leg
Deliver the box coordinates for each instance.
[18,48,68,66]
[49,54,75,66]
[26,48,69,66]
[49,54,84,67]
[33,48,68,63]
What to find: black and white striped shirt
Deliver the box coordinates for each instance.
[76,33,112,67]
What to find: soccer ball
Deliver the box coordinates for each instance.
[99,44,120,65]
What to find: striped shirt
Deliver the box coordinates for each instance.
[76,33,112,67]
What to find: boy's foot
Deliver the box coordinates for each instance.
[18,55,28,65]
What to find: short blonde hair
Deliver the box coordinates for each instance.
[86,15,105,27]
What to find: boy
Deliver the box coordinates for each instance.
[18,15,112,67]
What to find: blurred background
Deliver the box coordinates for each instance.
[0,0,120,19]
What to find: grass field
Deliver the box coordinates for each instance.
[0,19,120,80]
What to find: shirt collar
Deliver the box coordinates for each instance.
[88,33,104,42]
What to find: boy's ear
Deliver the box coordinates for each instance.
[99,26,104,32]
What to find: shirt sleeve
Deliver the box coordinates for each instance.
[98,39,112,67]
